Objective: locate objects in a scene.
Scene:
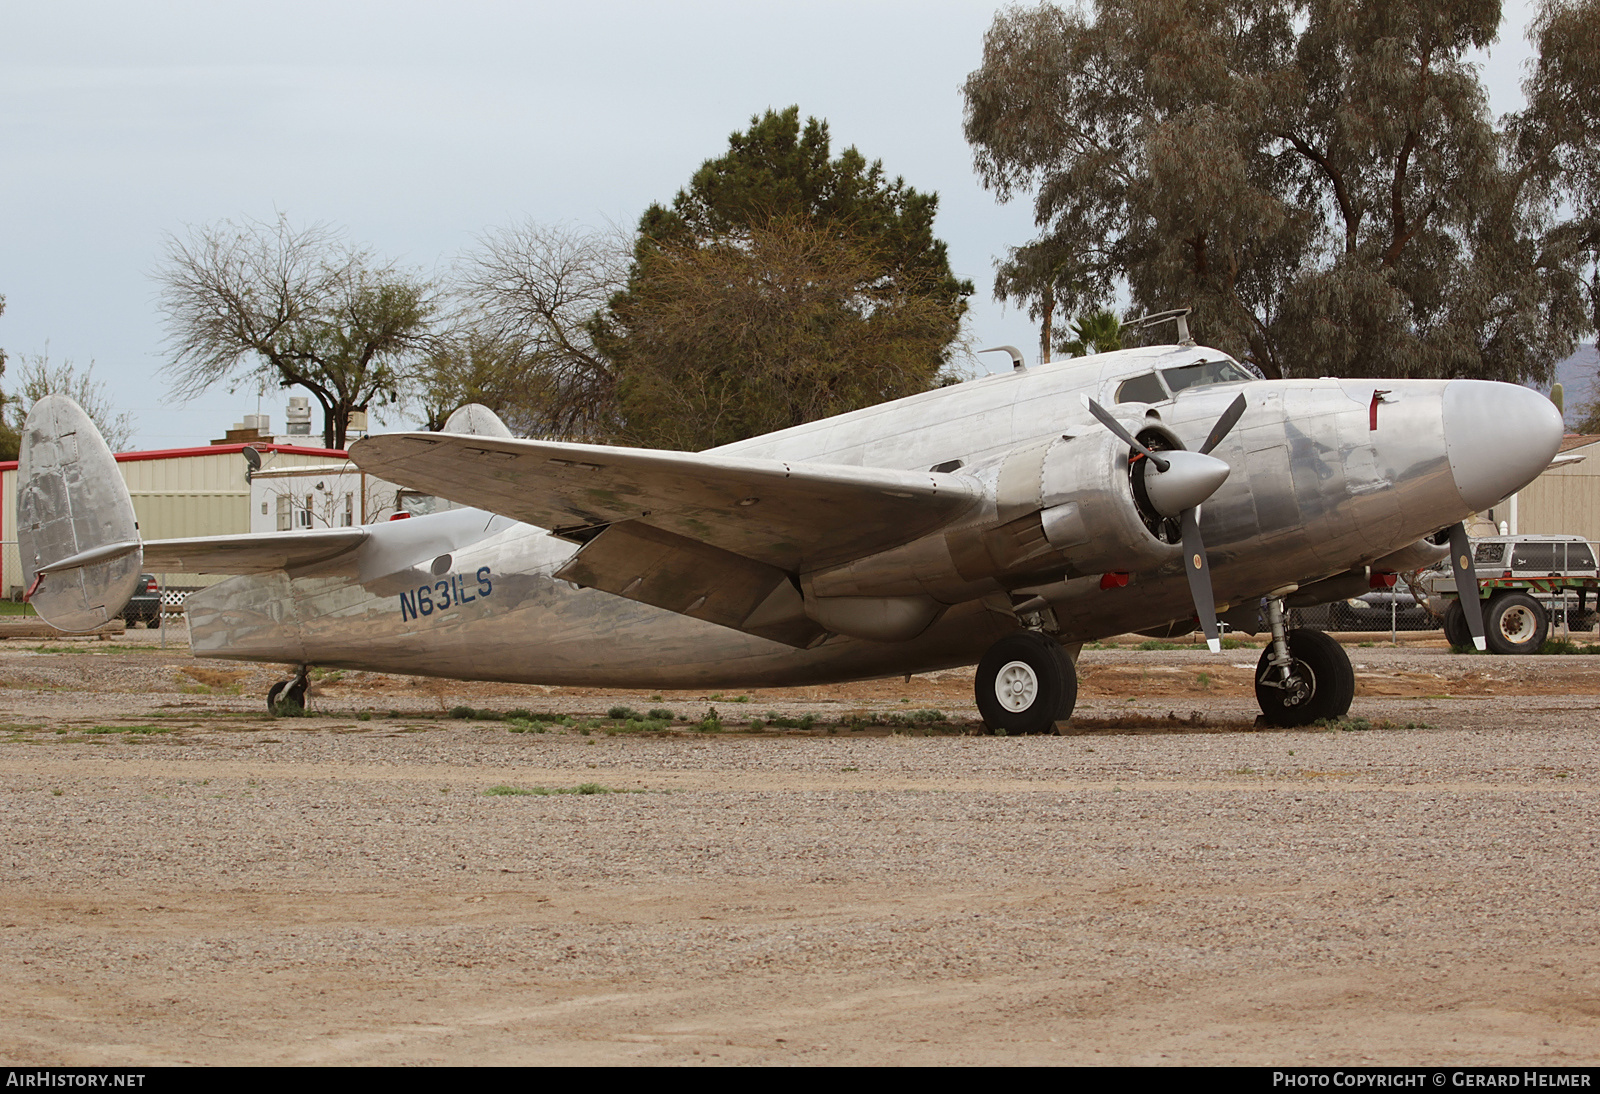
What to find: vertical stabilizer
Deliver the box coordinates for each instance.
[17,395,143,632]
[441,403,514,437]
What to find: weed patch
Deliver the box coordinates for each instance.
[483,783,630,797]
[1538,639,1600,655]
[761,711,817,730]
[1313,716,1430,732]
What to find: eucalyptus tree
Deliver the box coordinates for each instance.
[963,0,1597,383]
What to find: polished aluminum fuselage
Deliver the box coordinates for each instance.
[185,346,1537,686]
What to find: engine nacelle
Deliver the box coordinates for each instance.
[808,428,1182,609]
[1036,428,1185,575]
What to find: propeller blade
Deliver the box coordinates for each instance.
[1198,393,1248,455]
[1446,521,1486,651]
[1180,507,1221,653]
[1081,395,1169,472]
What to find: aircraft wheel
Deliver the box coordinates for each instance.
[267,671,310,714]
[1484,592,1547,655]
[1254,628,1354,727]
[1442,600,1471,649]
[975,632,1076,735]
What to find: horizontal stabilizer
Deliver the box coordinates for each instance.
[35,539,142,575]
[143,529,369,575]
[351,433,982,574]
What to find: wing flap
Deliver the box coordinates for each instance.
[554,521,823,647]
[351,433,982,573]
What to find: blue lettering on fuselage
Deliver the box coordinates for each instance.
[399,567,493,622]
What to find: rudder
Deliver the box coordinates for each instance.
[17,395,143,632]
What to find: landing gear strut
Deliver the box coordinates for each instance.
[1255,595,1354,726]
[975,632,1077,735]
[267,665,310,714]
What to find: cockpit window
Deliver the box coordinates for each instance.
[1160,358,1253,393]
[1115,372,1168,404]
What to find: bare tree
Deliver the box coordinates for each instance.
[157,215,435,449]
[448,221,630,440]
[5,348,135,452]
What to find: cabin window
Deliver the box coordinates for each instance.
[1160,358,1253,393]
[1115,373,1167,404]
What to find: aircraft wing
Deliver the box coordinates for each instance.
[351,433,982,574]
[142,529,369,574]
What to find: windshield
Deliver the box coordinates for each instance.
[1160,358,1253,394]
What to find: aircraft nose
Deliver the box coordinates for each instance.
[1442,380,1563,512]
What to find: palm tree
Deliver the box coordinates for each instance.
[1060,309,1123,357]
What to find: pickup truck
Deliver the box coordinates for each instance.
[1415,534,1599,653]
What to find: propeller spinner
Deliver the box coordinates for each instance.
[1080,393,1248,652]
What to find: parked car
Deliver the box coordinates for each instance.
[1292,589,1441,632]
[120,574,162,628]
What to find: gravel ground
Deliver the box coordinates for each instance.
[0,626,1596,1066]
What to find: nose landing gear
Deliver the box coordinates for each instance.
[1254,595,1354,726]
[975,632,1077,735]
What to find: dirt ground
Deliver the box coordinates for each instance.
[1,624,1597,1066]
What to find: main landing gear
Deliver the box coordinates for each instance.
[975,631,1077,735]
[267,665,310,714]
[1255,594,1354,727]
[975,595,1356,734]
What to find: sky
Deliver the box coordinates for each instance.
[0,0,1549,450]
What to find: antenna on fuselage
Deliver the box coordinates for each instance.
[1126,308,1195,347]
[979,345,1027,372]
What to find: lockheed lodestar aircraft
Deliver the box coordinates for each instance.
[16,312,1564,734]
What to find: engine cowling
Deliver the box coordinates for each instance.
[807,427,1185,613]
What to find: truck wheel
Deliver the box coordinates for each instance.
[1442,600,1472,649]
[1484,592,1547,655]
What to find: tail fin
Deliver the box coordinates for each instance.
[441,403,513,437]
[17,395,143,631]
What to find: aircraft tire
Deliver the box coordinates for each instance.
[1254,628,1355,727]
[1442,599,1471,649]
[975,632,1076,735]
[266,681,288,713]
[1484,592,1547,655]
